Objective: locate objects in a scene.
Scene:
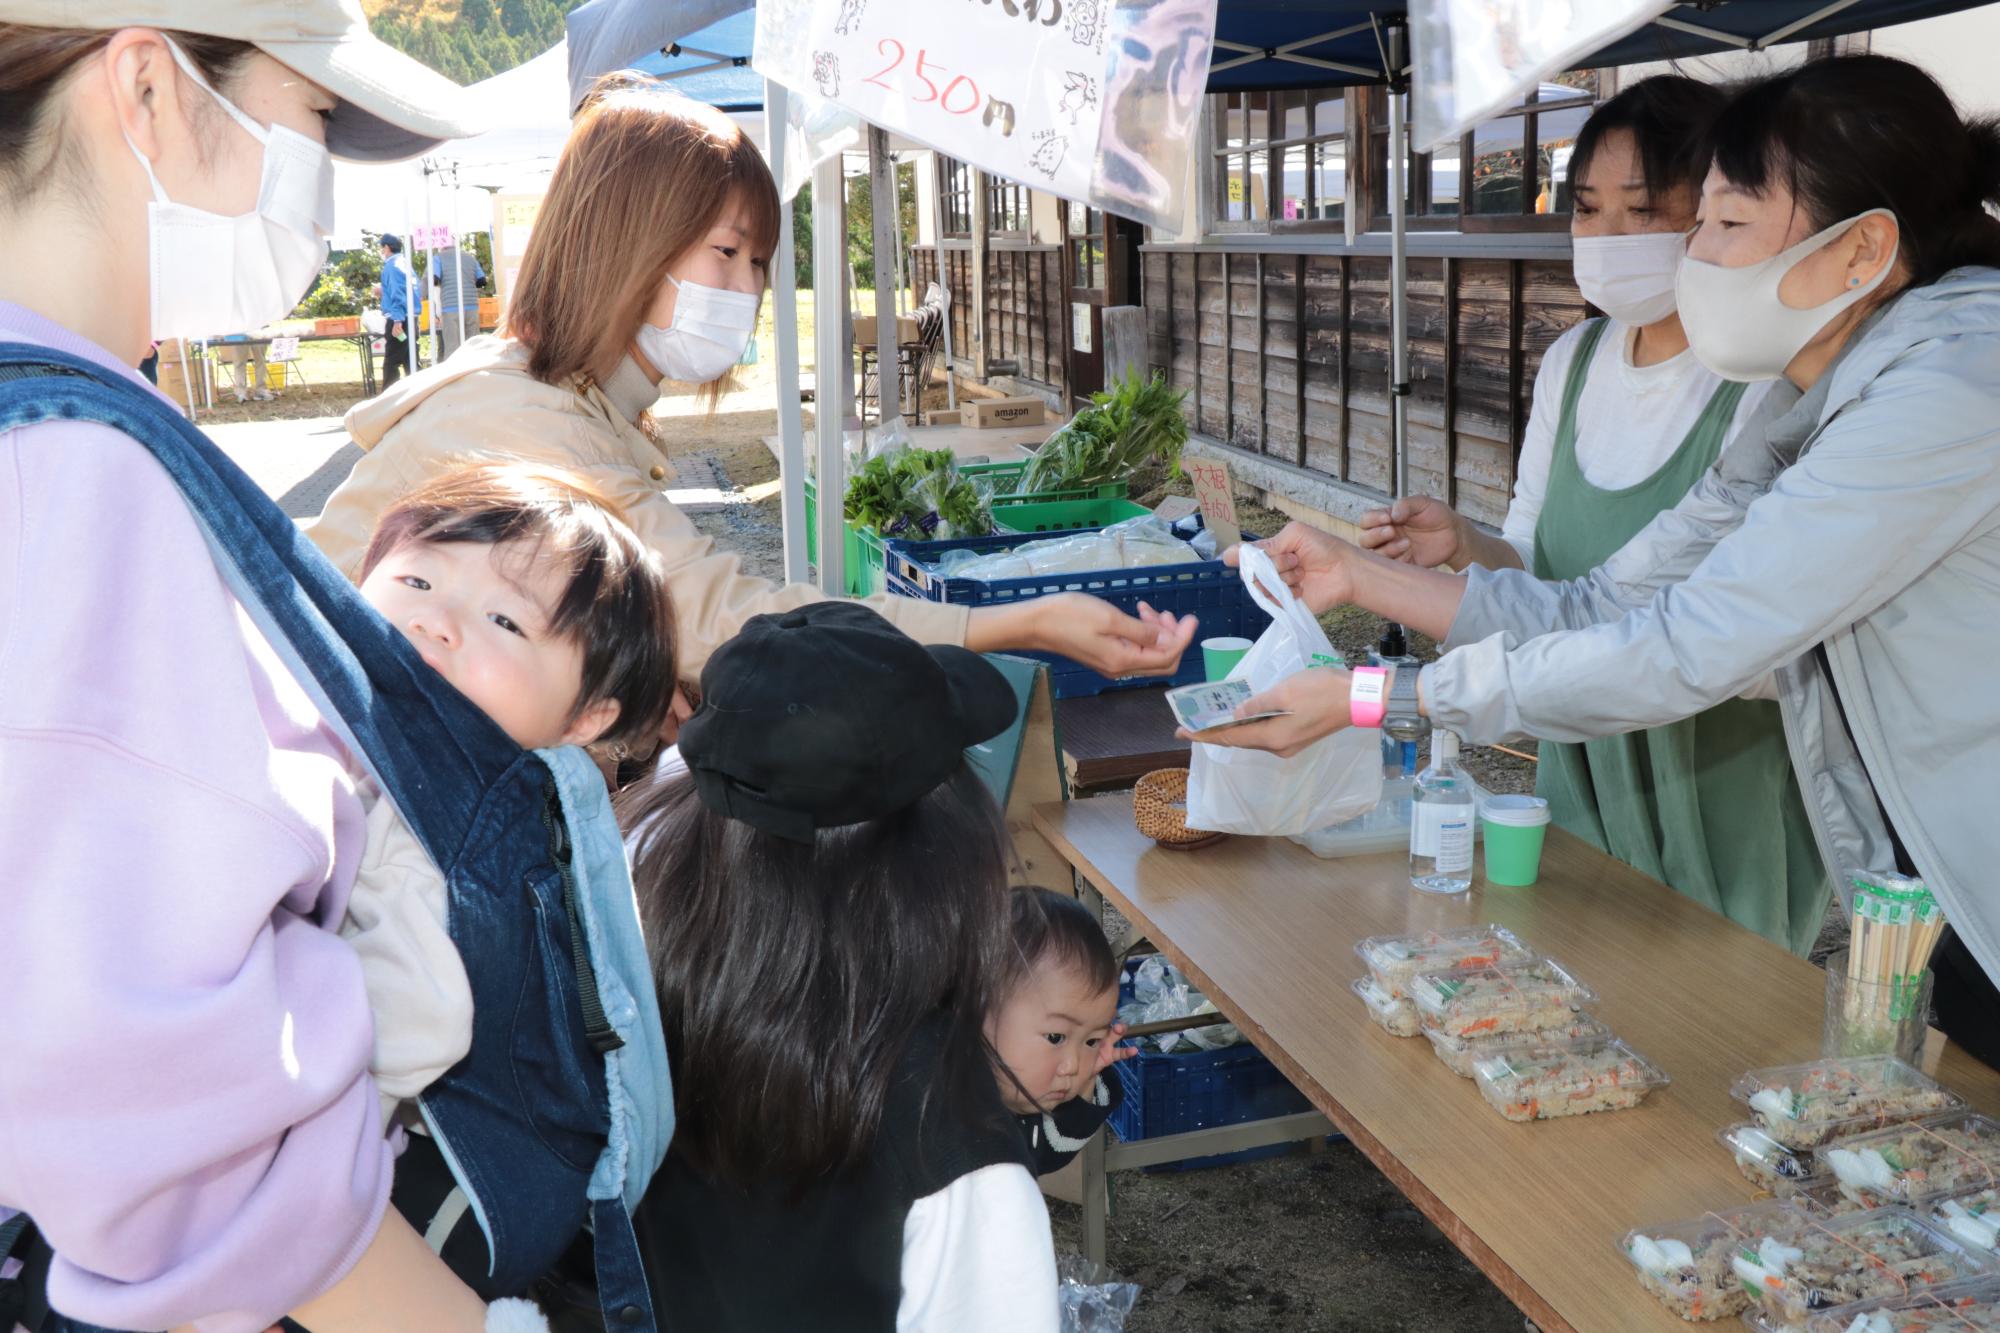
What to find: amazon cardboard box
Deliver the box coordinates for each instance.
[851,314,922,347]
[962,396,1046,429]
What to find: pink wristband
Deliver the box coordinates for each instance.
[1350,666,1388,729]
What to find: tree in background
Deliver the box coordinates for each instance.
[792,162,918,292]
[369,0,583,84]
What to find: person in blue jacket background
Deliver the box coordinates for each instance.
[378,232,415,390]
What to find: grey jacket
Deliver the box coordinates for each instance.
[1425,267,2000,986]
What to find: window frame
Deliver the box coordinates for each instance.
[938,156,973,239]
[1208,89,1351,236]
[986,177,1031,239]
[1196,75,1601,239]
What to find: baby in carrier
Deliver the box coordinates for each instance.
[344,462,676,1130]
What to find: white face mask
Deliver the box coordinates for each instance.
[126,38,335,342]
[1571,231,1684,327]
[1675,209,1899,382]
[634,274,760,386]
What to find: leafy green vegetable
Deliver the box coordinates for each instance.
[841,447,995,538]
[1018,371,1189,494]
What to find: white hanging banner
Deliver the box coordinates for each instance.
[1409,0,1671,154]
[754,0,1217,231]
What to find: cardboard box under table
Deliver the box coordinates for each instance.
[1030,793,2000,1332]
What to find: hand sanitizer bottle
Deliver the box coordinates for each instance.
[1372,624,1420,780]
[1410,729,1474,895]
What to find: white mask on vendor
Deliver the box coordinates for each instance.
[634,275,760,386]
[1675,210,1899,382]
[1571,231,1684,327]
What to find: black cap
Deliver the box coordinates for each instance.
[677,602,1020,843]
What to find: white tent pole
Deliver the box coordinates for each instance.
[451,161,469,349]
[931,153,959,412]
[766,79,811,588]
[1385,24,1411,500]
[423,162,439,371]
[869,127,902,425]
[813,148,849,594]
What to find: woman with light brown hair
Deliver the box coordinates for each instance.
[309,78,1195,719]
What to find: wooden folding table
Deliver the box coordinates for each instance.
[1033,793,2000,1333]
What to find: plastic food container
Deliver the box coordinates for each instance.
[1471,1035,1668,1122]
[1803,1277,2000,1332]
[1619,1199,1807,1322]
[1427,1013,1615,1079]
[1351,975,1424,1038]
[1736,1208,1998,1330]
[1791,1179,1876,1219]
[1818,1114,2000,1209]
[1930,1187,2000,1256]
[1732,1057,1966,1150]
[1352,924,1534,1000]
[1725,1122,1831,1196]
[1409,956,1595,1041]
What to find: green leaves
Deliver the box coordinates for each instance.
[1018,370,1189,494]
[841,448,996,538]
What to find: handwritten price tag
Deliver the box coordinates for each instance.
[1187,457,1240,552]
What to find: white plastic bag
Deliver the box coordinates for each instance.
[1185,545,1382,836]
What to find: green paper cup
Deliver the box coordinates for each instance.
[1201,636,1253,682]
[1482,795,1551,887]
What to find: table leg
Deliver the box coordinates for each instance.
[1081,1116,1108,1267]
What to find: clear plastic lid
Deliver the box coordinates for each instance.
[1471,1034,1668,1122]
[1731,1057,1967,1149]
[1408,955,1595,1040]
[1619,1199,1808,1324]
[1352,923,1534,999]
[1736,1207,1999,1331]
[1724,1122,1829,1191]
[1802,1276,2000,1333]
[1817,1113,2000,1208]
[1350,975,1424,1038]
[1425,1013,1614,1079]
[1930,1186,2000,1255]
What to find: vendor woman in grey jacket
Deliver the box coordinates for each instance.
[1194,55,2000,1065]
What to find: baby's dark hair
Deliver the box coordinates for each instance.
[361,462,676,752]
[1004,886,1119,997]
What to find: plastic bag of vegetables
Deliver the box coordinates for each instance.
[841,447,996,540]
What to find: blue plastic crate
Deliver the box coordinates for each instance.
[882,528,1272,700]
[1108,961,1321,1171]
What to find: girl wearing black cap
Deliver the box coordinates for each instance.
[620,602,1059,1333]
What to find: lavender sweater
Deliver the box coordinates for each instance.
[0,305,389,1331]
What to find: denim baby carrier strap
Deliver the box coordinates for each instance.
[0,345,668,1332]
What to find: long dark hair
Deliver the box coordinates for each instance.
[1706,55,2000,286]
[1569,74,1726,206]
[619,762,1013,1190]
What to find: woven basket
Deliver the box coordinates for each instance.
[1133,769,1223,849]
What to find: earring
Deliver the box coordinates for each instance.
[1849,277,1861,287]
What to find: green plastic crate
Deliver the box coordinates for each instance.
[803,468,1132,597]
[993,497,1152,534]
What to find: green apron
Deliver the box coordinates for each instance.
[1530,319,1828,955]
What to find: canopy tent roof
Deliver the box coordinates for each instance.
[1205,0,1998,91]
[628,9,763,110]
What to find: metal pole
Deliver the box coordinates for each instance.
[766,79,811,587]
[1385,21,1412,501]
[422,161,438,372]
[813,149,849,595]
[930,155,959,411]
[868,127,903,424]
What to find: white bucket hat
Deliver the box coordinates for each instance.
[0,0,489,161]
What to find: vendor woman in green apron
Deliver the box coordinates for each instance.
[1354,76,1827,954]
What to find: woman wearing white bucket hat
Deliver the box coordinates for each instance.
[0,4,535,1331]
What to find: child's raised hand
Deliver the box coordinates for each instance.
[1091,1022,1138,1079]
